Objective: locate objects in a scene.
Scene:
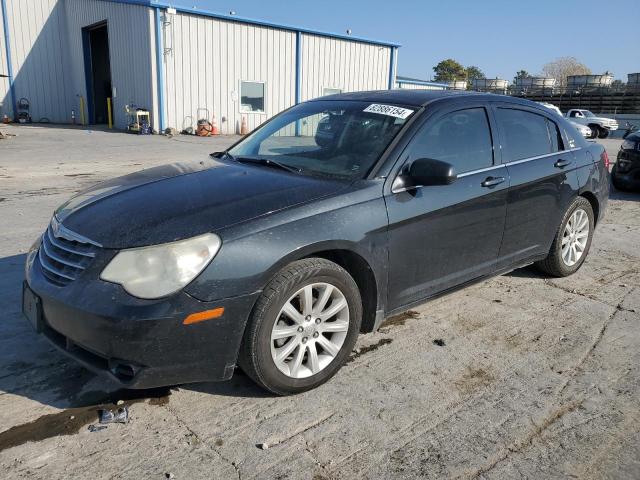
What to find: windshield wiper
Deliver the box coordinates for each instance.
[233,156,302,174]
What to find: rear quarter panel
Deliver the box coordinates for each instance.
[575,142,609,223]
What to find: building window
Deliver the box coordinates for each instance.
[323,87,342,96]
[240,81,265,113]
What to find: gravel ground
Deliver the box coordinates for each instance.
[0,125,638,479]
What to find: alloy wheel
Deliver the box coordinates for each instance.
[270,282,350,379]
[561,208,590,267]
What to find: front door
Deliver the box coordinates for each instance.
[385,105,508,311]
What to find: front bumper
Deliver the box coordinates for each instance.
[24,246,259,389]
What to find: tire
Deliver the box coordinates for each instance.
[238,258,362,395]
[535,197,594,277]
[589,125,599,139]
[597,127,609,139]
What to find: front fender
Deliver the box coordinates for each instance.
[184,183,389,308]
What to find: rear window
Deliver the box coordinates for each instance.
[496,108,552,161]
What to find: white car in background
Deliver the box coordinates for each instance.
[538,103,591,139]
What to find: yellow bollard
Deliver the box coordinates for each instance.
[79,96,86,126]
[107,97,113,129]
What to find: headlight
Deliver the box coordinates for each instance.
[621,139,635,150]
[100,233,221,299]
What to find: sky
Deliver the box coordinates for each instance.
[167,0,638,82]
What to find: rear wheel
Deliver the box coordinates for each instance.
[239,258,362,395]
[589,125,599,139]
[535,197,594,277]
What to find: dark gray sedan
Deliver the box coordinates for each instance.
[23,91,609,395]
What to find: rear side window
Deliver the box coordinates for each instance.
[407,107,493,173]
[496,108,552,161]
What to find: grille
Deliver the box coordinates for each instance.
[38,222,100,285]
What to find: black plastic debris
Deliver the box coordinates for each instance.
[433,339,446,347]
[99,406,129,424]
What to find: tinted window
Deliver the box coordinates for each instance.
[496,108,552,161]
[408,108,493,173]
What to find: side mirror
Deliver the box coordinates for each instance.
[210,151,225,158]
[392,158,457,193]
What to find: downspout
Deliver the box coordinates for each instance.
[1,0,16,119]
[388,47,396,90]
[294,30,302,136]
[154,7,166,133]
[295,30,301,104]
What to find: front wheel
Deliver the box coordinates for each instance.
[535,197,594,277]
[239,258,362,395]
[597,128,609,139]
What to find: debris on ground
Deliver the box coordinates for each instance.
[88,424,107,433]
[257,442,269,450]
[433,339,446,347]
[347,338,393,363]
[165,473,175,479]
[99,406,129,424]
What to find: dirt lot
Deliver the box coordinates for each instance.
[0,124,638,479]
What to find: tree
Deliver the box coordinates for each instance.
[465,66,485,81]
[541,57,591,87]
[514,70,530,82]
[433,59,466,82]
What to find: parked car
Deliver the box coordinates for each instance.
[538,103,591,138]
[565,109,618,139]
[611,132,640,190]
[23,91,609,395]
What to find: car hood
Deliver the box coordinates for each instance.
[55,158,349,248]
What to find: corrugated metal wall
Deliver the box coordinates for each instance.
[2,0,70,123]
[161,11,394,134]
[63,0,154,129]
[0,4,9,118]
[161,11,296,135]
[1,0,153,128]
[300,34,391,101]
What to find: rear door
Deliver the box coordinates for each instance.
[492,104,579,269]
[385,103,508,311]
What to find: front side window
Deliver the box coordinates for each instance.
[495,108,552,161]
[229,100,414,179]
[240,81,265,113]
[406,108,494,174]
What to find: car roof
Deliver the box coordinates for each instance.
[309,89,549,110]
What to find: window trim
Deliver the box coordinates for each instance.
[239,79,267,115]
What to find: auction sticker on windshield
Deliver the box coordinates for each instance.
[363,104,414,119]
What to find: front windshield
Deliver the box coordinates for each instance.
[583,110,595,117]
[228,100,415,179]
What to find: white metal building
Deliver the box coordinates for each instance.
[0,0,400,134]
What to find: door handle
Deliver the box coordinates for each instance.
[554,159,572,168]
[481,176,506,188]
